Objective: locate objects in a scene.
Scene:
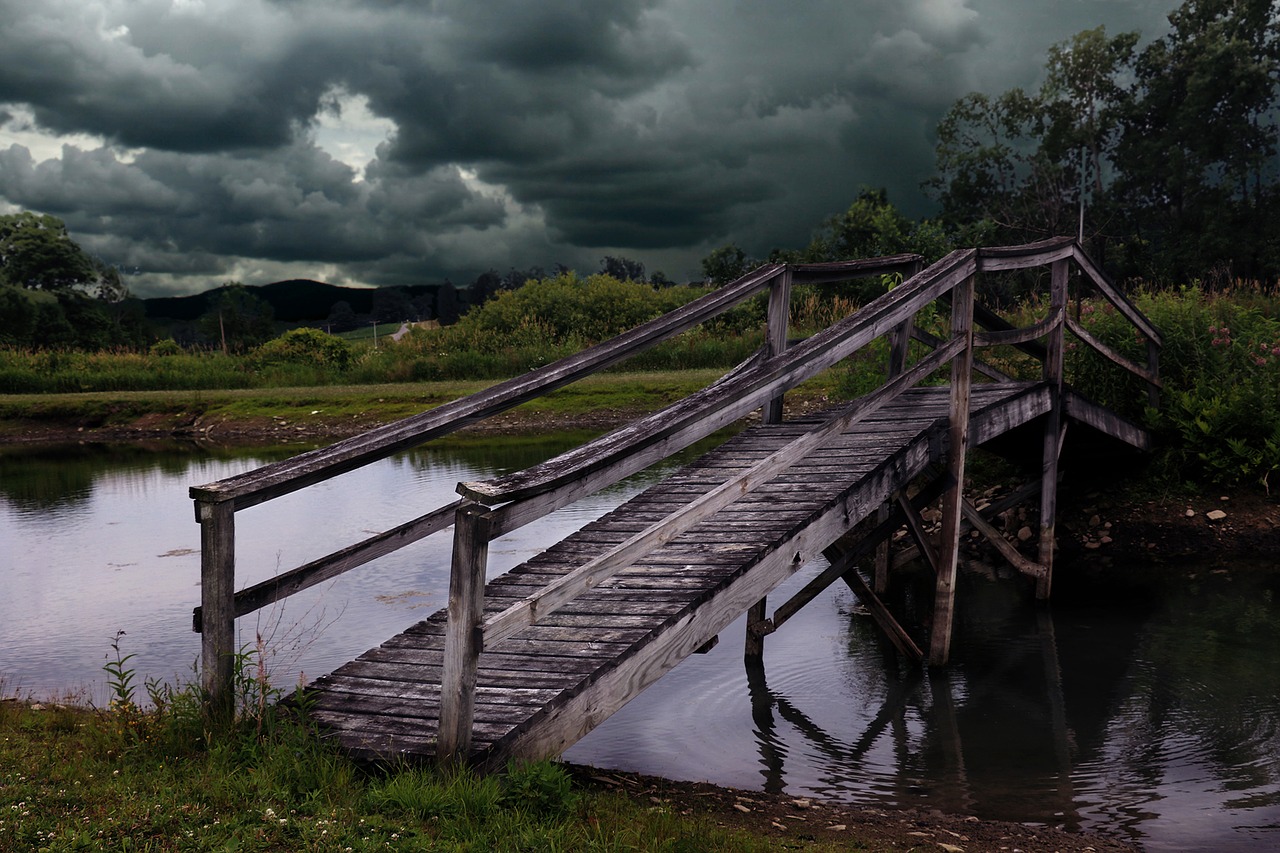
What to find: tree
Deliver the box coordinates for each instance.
[930,27,1138,247]
[0,212,109,292]
[372,286,414,323]
[326,300,358,332]
[599,256,645,282]
[197,283,275,353]
[701,243,754,285]
[1114,0,1280,281]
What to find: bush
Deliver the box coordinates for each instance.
[1066,284,1280,488]
[250,327,353,371]
[150,338,183,356]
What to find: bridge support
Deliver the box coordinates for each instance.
[1037,259,1068,599]
[439,502,491,763]
[929,275,975,666]
[747,266,794,659]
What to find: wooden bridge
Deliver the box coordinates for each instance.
[190,237,1161,767]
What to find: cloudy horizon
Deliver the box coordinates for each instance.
[0,0,1178,298]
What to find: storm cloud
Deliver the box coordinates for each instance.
[0,0,1177,296]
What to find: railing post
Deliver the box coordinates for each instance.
[1037,259,1069,600]
[761,266,793,425]
[1146,339,1160,410]
[748,267,792,659]
[929,274,975,666]
[197,499,236,722]
[438,502,490,763]
[877,259,919,593]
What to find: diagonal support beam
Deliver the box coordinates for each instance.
[960,498,1046,580]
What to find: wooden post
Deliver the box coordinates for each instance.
[761,267,793,425]
[929,275,974,666]
[438,502,490,763]
[197,499,236,722]
[748,268,792,659]
[875,258,920,592]
[1037,259,1068,600]
[1146,338,1160,409]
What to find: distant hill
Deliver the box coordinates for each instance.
[143,279,439,323]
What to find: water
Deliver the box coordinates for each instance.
[3,439,1279,850]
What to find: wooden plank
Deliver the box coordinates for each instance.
[976,236,1075,271]
[1062,389,1149,449]
[480,341,963,648]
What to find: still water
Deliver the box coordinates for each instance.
[3,439,1279,851]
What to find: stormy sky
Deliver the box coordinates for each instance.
[0,0,1179,297]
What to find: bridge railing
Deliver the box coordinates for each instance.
[189,254,919,717]
[436,236,1163,758]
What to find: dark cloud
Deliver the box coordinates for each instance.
[0,0,1180,295]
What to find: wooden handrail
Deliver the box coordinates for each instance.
[190,263,785,511]
[460,249,980,507]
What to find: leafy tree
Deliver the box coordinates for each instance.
[701,243,754,285]
[0,212,99,291]
[325,300,358,333]
[197,283,275,353]
[1114,0,1280,281]
[929,27,1138,249]
[372,286,414,324]
[436,280,461,325]
[599,256,645,282]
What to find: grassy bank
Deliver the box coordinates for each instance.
[0,692,801,852]
[0,369,845,444]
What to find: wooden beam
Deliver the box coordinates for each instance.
[930,274,975,666]
[1038,259,1068,600]
[197,500,236,723]
[896,492,940,575]
[959,499,1045,580]
[438,503,490,763]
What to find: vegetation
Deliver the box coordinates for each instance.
[0,644,848,852]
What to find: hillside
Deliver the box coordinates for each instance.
[142,279,441,323]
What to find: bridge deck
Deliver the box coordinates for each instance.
[305,380,1134,765]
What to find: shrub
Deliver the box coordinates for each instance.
[1066,284,1280,488]
[250,327,353,371]
[149,338,183,356]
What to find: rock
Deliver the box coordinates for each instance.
[1207,509,1227,521]
[1185,509,1197,518]
[792,799,812,810]
[1016,526,1033,542]
[1085,541,1102,549]
[1089,514,1101,527]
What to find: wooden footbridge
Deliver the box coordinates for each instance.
[190,237,1161,767]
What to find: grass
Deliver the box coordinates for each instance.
[0,668,849,853]
[0,369,846,439]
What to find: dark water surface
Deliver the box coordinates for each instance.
[3,440,1278,850]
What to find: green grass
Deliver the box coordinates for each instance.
[0,659,845,853]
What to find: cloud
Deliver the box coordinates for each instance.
[0,0,1181,295]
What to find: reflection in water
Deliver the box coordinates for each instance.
[3,441,1279,850]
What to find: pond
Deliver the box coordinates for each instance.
[2,438,1278,851]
